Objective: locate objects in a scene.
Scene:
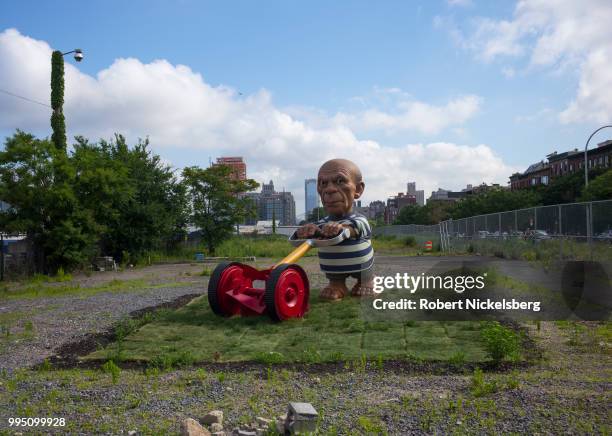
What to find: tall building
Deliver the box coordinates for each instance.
[215,157,247,181]
[406,182,425,206]
[244,180,296,225]
[304,178,319,219]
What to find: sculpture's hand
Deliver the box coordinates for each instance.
[296,223,318,238]
[321,222,344,238]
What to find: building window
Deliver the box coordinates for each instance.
[531,178,537,186]
[542,175,548,185]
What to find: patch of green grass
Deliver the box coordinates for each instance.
[0,277,191,301]
[357,415,387,434]
[84,289,512,365]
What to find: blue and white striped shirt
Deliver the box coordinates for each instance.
[316,212,374,274]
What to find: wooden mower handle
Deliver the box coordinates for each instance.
[274,228,351,268]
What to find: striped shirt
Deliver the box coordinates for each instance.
[316,212,374,274]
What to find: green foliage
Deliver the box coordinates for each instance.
[404,235,417,247]
[50,50,66,151]
[306,206,326,223]
[39,358,52,371]
[102,360,121,384]
[480,322,520,363]
[149,351,196,371]
[580,169,612,201]
[182,165,259,255]
[0,131,98,272]
[0,131,188,272]
[451,188,541,219]
[357,416,386,434]
[470,368,498,397]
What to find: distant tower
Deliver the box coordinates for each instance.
[304,178,318,220]
[215,157,247,180]
[407,181,425,206]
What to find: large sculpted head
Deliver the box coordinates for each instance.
[317,158,365,218]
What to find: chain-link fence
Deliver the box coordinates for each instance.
[1,235,35,279]
[374,200,612,261]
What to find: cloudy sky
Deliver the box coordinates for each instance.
[1,0,611,218]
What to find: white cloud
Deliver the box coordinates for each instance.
[444,0,612,123]
[447,0,473,7]
[0,28,517,218]
[333,94,482,136]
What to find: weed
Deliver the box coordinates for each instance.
[149,351,196,370]
[480,322,520,363]
[376,354,384,371]
[54,267,72,282]
[254,351,285,365]
[23,320,34,333]
[471,368,498,397]
[39,358,52,371]
[357,416,386,434]
[403,236,417,247]
[201,268,212,276]
[449,351,466,365]
[506,370,520,389]
[102,360,121,384]
[216,372,226,383]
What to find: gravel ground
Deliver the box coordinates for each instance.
[0,258,609,434]
[0,263,208,371]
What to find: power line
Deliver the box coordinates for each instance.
[0,88,51,108]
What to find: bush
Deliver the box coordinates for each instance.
[480,322,520,363]
[403,236,417,247]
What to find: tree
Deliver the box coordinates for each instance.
[394,205,428,225]
[0,131,97,272]
[580,169,612,201]
[272,208,277,234]
[451,188,541,219]
[182,165,258,255]
[100,135,188,263]
[306,207,325,223]
[541,167,607,205]
[50,50,67,151]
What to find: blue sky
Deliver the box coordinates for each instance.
[1,0,611,216]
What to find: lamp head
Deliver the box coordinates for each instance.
[74,49,83,62]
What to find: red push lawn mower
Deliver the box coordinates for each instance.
[207,228,350,321]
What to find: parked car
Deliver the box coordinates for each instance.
[596,230,612,243]
[524,229,551,241]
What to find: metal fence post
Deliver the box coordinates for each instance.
[558,204,563,260]
[589,201,594,261]
[514,210,518,233]
[0,232,4,281]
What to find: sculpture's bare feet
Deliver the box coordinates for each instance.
[351,280,375,297]
[320,281,348,301]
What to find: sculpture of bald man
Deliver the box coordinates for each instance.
[296,159,374,300]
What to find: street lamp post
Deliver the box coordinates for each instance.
[50,48,83,151]
[584,125,612,187]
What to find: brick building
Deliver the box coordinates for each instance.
[215,157,247,181]
[509,140,612,190]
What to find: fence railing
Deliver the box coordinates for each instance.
[374,199,612,261]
